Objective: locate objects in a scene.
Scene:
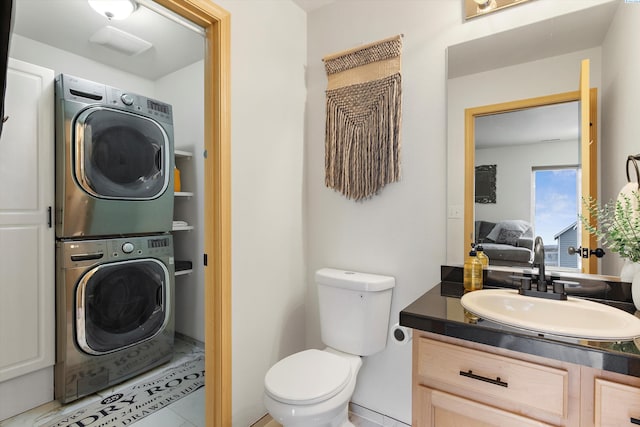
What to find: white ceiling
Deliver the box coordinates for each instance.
[291,0,337,12]
[475,101,579,148]
[12,0,204,80]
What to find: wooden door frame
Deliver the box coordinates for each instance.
[154,1,231,426]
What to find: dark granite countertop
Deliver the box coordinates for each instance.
[400,276,640,377]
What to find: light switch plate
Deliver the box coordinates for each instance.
[448,205,463,219]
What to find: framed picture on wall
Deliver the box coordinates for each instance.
[475,164,496,204]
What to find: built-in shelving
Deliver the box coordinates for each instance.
[173,150,195,278]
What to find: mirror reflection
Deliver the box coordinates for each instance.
[473,101,581,270]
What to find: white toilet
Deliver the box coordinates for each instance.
[264,268,395,427]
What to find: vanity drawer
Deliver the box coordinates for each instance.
[416,337,569,419]
[594,378,640,426]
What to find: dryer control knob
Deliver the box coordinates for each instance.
[122,242,135,253]
[121,93,134,106]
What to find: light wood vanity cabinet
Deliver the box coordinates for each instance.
[413,331,640,427]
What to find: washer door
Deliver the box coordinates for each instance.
[74,107,170,200]
[76,258,170,355]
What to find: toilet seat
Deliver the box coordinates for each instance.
[264,349,352,405]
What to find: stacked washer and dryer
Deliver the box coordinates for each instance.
[54,74,176,403]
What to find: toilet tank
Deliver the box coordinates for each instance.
[316,268,395,356]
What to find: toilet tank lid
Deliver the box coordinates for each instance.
[315,268,395,292]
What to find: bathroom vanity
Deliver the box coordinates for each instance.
[400,268,640,426]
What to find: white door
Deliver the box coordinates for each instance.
[0,58,55,419]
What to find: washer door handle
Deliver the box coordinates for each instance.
[155,149,162,171]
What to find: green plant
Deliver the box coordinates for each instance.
[581,191,640,262]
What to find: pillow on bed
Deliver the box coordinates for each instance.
[486,220,531,244]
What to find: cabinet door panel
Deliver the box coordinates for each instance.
[595,378,640,427]
[0,227,40,368]
[0,67,43,210]
[417,385,554,427]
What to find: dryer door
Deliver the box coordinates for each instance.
[73,107,170,200]
[76,258,170,355]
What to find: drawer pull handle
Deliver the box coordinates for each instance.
[631,417,640,425]
[459,370,508,388]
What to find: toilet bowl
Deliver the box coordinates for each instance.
[263,268,395,427]
[264,348,362,427]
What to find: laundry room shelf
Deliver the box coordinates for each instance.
[172,225,194,231]
[174,191,194,198]
[174,149,193,159]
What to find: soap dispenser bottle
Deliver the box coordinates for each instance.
[463,249,483,292]
[475,243,489,268]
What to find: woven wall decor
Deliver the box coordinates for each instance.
[323,34,403,201]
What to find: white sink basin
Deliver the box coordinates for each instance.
[460,289,640,341]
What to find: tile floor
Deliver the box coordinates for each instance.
[2,336,410,427]
[0,337,205,427]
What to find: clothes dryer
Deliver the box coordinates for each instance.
[55,234,175,403]
[55,74,174,238]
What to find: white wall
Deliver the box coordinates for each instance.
[156,60,206,341]
[306,2,455,422]
[601,2,640,276]
[212,1,308,426]
[306,1,612,423]
[475,139,579,224]
[447,47,602,266]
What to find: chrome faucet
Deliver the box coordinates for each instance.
[532,236,547,292]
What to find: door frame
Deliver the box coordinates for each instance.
[153,1,231,426]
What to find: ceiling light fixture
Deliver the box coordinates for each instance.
[465,0,532,20]
[473,0,497,12]
[88,0,138,20]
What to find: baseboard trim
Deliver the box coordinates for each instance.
[250,414,280,427]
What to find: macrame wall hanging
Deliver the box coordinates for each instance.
[323,34,403,201]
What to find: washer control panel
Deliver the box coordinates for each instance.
[59,234,173,268]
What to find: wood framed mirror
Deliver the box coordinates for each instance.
[464,60,598,274]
